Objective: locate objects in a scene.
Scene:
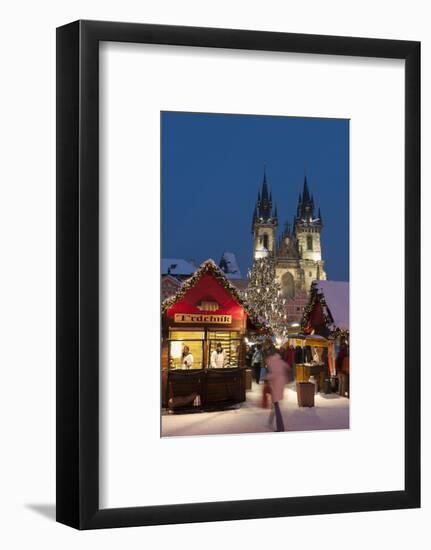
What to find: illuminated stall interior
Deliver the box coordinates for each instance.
[168,330,242,370]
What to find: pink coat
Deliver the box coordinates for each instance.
[266,353,289,402]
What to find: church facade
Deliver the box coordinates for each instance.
[251,171,326,299]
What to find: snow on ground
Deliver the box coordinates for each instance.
[161,382,349,437]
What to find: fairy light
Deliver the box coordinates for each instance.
[245,256,289,339]
[161,259,271,333]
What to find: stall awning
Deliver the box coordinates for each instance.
[286,333,330,347]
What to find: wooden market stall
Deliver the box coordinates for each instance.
[281,333,333,393]
[161,259,269,410]
[301,280,350,396]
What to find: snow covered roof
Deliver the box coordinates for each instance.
[230,279,249,291]
[162,259,271,332]
[161,274,182,300]
[161,258,196,276]
[219,251,242,279]
[313,280,349,331]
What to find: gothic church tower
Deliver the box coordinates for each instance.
[293,176,326,290]
[251,169,278,259]
[251,170,326,300]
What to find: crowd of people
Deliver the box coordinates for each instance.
[179,339,348,432]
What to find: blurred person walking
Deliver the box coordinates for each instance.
[265,346,290,432]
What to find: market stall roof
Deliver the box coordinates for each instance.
[161,274,182,300]
[285,333,329,346]
[230,279,249,291]
[162,259,271,333]
[287,333,328,341]
[312,280,349,331]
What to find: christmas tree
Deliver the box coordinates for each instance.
[244,256,288,339]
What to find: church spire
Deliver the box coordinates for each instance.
[253,165,273,221]
[296,175,315,221]
[261,167,269,203]
[252,166,278,258]
[302,175,311,203]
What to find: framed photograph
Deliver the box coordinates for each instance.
[56,20,420,529]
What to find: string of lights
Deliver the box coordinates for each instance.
[244,256,289,339]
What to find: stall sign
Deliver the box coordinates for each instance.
[174,313,232,325]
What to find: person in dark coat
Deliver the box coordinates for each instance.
[245,345,253,368]
[336,343,348,373]
[294,345,303,363]
[304,345,312,363]
[251,344,263,384]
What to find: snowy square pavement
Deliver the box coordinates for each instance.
[161,382,349,437]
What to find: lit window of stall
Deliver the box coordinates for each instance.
[168,330,204,370]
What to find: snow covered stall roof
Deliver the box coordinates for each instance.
[162,259,270,332]
[312,280,349,331]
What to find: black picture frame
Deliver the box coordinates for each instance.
[56,20,420,529]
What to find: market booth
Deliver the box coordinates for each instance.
[281,333,333,393]
[161,260,269,410]
[301,280,350,396]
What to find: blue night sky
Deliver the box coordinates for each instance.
[161,112,349,282]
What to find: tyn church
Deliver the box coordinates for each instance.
[251,170,327,299]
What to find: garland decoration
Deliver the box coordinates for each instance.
[161,259,271,333]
